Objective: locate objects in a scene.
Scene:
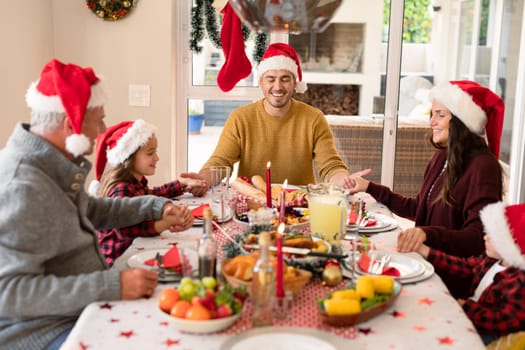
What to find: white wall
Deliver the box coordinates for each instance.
[1,0,54,147]
[1,0,177,186]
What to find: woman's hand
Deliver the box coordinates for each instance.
[179,172,208,197]
[331,169,372,193]
[397,227,427,253]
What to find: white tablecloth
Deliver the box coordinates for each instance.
[61,193,485,350]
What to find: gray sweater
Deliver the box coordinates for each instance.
[0,123,171,350]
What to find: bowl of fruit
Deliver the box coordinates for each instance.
[158,277,248,334]
[319,275,402,326]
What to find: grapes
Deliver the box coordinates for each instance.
[202,276,217,290]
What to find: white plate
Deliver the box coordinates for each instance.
[220,327,347,350]
[400,257,434,284]
[355,251,426,280]
[192,203,233,225]
[346,213,398,234]
[126,248,198,280]
[342,253,434,284]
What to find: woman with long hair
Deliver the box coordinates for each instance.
[348,80,504,298]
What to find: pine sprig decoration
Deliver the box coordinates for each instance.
[189,0,269,62]
[189,0,205,53]
[222,234,246,259]
[253,33,268,63]
[204,0,222,49]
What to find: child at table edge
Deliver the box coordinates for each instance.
[414,201,525,345]
[89,119,208,266]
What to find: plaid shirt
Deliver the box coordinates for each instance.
[98,176,184,266]
[428,249,525,337]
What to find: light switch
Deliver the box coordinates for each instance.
[128,84,150,107]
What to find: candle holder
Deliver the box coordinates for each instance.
[273,290,293,320]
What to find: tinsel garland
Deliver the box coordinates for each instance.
[189,0,268,63]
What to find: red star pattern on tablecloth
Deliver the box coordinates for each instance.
[119,330,136,338]
[79,342,89,350]
[438,336,454,345]
[358,327,372,335]
[391,310,405,318]
[99,303,113,310]
[160,321,169,326]
[413,325,427,331]
[418,297,434,305]
[163,338,181,346]
[110,318,119,323]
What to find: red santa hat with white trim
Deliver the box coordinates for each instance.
[429,80,504,159]
[25,58,107,157]
[257,42,308,93]
[480,201,525,269]
[88,119,157,195]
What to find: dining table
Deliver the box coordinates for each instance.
[60,191,485,350]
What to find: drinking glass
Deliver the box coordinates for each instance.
[307,183,348,245]
[210,166,231,221]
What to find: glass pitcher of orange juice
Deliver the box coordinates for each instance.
[307,183,348,245]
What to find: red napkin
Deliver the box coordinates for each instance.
[191,203,210,219]
[365,219,377,227]
[144,246,185,274]
[358,252,400,277]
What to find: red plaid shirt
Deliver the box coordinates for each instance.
[428,249,525,337]
[98,176,184,266]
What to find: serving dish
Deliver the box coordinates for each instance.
[221,259,312,296]
[319,280,402,326]
[158,309,241,334]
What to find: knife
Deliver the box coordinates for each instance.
[244,244,348,259]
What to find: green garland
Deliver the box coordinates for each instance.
[189,0,268,62]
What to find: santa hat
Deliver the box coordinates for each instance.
[88,119,156,195]
[429,80,504,159]
[257,42,307,93]
[25,58,107,157]
[480,201,525,269]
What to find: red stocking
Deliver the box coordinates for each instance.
[216,3,252,92]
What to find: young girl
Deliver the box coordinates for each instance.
[90,119,208,266]
[415,201,525,345]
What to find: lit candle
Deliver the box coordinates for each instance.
[266,161,272,207]
[276,222,285,298]
[279,179,288,223]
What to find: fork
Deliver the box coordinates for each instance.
[154,252,166,280]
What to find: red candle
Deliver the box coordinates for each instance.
[279,179,288,223]
[266,161,272,207]
[276,223,285,298]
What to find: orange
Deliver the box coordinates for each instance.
[159,288,180,313]
[170,300,191,318]
[185,303,212,320]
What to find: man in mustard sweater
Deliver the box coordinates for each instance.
[200,43,359,187]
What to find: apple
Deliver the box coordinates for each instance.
[216,304,233,318]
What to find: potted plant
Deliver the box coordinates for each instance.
[188,100,204,134]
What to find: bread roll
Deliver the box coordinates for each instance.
[251,175,267,193]
[231,178,265,199]
[271,185,283,202]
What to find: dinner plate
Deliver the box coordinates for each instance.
[346,213,398,235]
[219,327,348,350]
[192,203,233,225]
[355,251,426,280]
[342,253,434,284]
[233,207,309,232]
[127,248,198,281]
[400,257,434,284]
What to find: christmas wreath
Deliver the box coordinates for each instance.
[86,0,137,21]
[190,0,268,64]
